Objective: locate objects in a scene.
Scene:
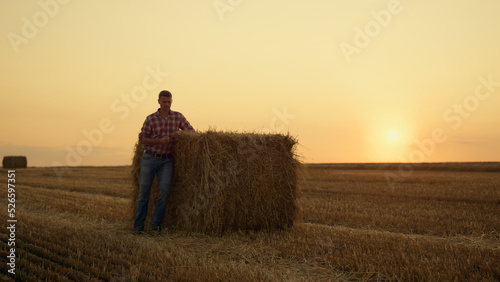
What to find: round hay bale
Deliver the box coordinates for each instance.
[2,156,27,169]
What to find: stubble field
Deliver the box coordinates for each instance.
[1,163,499,281]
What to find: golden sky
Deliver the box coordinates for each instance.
[1,0,499,166]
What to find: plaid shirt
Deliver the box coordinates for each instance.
[139,109,194,154]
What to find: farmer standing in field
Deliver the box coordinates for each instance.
[134,90,194,234]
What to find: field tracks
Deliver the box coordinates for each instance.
[0,164,499,280]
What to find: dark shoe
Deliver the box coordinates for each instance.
[134,230,144,235]
[150,226,161,236]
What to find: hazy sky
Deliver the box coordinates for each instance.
[1,0,499,166]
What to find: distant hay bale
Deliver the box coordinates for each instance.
[131,130,302,234]
[2,156,27,169]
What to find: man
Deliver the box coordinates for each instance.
[134,90,194,234]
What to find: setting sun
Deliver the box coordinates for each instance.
[0,1,499,166]
[387,130,399,141]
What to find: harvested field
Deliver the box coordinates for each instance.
[1,163,499,281]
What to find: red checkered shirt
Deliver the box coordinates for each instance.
[139,109,194,154]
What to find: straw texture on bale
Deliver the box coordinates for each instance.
[131,130,302,234]
[3,156,27,169]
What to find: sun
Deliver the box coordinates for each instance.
[387,130,399,141]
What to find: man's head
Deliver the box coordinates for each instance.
[159,90,172,99]
[158,90,173,111]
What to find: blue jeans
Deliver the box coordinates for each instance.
[134,152,174,231]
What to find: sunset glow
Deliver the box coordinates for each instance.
[387,131,399,141]
[1,1,499,166]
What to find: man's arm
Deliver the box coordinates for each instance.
[179,113,194,131]
[172,115,194,138]
[138,115,171,146]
